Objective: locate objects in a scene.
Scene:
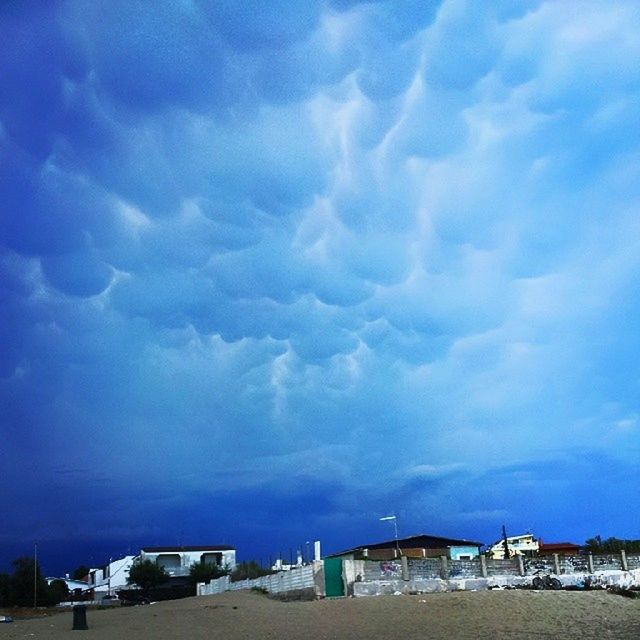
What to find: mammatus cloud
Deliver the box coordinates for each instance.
[1,0,640,571]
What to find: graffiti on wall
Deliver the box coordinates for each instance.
[379,561,401,578]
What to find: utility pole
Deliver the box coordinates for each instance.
[33,543,38,609]
[502,524,511,559]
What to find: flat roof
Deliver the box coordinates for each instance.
[141,545,235,552]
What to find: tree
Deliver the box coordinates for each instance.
[189,561,227,585]
[501,525,511,560]
[585,535,640,554]
[10,557,49,607]
[48,579,70,605]
[127,560,167,594]
[0,573,11,608]
[72,565,91,581]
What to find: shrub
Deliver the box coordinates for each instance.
[127,560,168,594]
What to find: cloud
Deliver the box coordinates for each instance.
[2,0,640,572]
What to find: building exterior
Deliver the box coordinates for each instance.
[538,541,581,556]
[45,576,88,599]
[86,555,137,596]
[139,545,236,577]
[488,533,539,559]
[329,534,483,561]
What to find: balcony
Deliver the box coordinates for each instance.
[160,566,191,577]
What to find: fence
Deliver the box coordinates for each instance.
[198,564,320,598]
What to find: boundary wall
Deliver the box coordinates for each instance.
[197,554,640,599]
[198,562,324,598]
[351,553,640,597]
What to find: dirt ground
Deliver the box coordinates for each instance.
[1,590,639,640]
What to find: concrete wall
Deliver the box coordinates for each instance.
[353,569,640,596]
[87,556,137,592]
[197,553,640,600]
[198,562,323,599]
[352,554,640,597]
[449,545,481,560]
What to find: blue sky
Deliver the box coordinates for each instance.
[1,0,640,575]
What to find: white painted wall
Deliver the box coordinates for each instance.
[140,548,236,574]
[489,534,539,559]
[87,556,137,593]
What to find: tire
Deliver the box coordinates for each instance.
[548,577,562,590]
[532,576,545,590]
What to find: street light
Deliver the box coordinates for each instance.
[380,515,400,555]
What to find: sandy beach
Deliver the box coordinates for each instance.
[2,590,639,640]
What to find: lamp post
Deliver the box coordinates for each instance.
[107,557,112,598]
[380,515,400,555]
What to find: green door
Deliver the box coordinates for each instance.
[324,557,345,597]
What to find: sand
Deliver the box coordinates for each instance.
[2,590,639,639]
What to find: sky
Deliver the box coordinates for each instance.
[1,0,640,576]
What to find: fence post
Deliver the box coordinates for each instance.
[517,555,525,577]
[621,550,628,571]
[553,554,561,575]
[587,554,594,573]
[479,555,488,578]
[440,556,449,580]
[401,556,409,581]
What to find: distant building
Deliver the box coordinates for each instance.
[538,541,581,556]
[328,534,483,561]
[87,555,137,596]
[45,576,88,599]
[488,533,539,559]
[139,545,236,577]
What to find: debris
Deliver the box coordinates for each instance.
[607,586,640,599]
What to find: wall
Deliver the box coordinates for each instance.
[449,546,481,560]
[198,562,323,599]
[350,553,640,597]
[198,553,640,599]
[87,556,136,592]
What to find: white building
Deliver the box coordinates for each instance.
[45,576,88,597]
[488,533,539,559]
[87,555,137,595]
[140,545,236,576]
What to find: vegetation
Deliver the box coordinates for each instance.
[585,536,640,554]
[0,572,10,607]
[0,557,69,607]
[72,565,90,581]
[189,561,227,585]
[47,579,70,604]
[127,559,168,594]
[230,560,275,582]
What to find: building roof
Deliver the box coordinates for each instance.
[141,545,235,552]
[330,533,484,557]
[538,541,581,551]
